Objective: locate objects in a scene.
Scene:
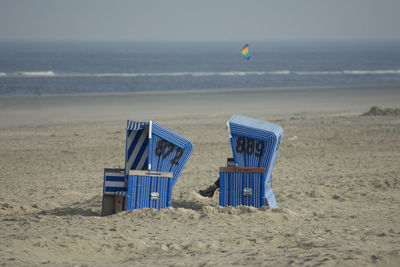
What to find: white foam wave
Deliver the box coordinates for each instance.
[47,71,290,77]
[295,71,343,75]
[1,69,400,78]
[266,70,291,75]
[19,71,56,77]
[343,70,400,75]
[295,70,400,75]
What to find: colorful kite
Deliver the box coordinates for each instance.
[242,44,251,60]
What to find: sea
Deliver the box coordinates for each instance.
[0,40,400,95]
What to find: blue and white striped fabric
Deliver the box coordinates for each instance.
[126,121,148,131]
[103,168,126,194]
[114,191,127,197]
[219,167,265,208]
[125,121,150,175]
[126,170,173,210]
[227,115,283,208]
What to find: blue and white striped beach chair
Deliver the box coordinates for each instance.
[124,120,193,209]
[102,120,193,214]
[125,120,193,210]
[225,115,284,208]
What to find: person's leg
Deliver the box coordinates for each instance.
[199,178,219,197]
[214,178,219,188]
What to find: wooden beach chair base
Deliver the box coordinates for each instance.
[219,166,278,208]
[101,168,127,216]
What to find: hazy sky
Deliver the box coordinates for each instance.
[0,0,399,41]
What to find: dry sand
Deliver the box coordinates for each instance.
[1,86,400,266]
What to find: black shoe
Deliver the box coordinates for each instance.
[199,184,217,198]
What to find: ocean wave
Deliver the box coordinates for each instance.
[1,69,400,78]
[0,71,290,78]
[294,71,343,75]
[267,70,291,75]
[343,70,400,75]
[73,71,285,77]
[18,71,56,77]
[295,70,400,75]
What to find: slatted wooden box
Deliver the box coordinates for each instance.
[126,170,173,210]
[101,168,127,216]
[219,166,269,208]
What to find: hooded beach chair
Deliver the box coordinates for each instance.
[220,114,284,208]
[102,120,193,215]
[124,120,193,210]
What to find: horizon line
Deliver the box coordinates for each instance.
[1,38,400,43]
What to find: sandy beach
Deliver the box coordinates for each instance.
[1,85,400,266]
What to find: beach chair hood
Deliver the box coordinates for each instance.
[125,120,193,189]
